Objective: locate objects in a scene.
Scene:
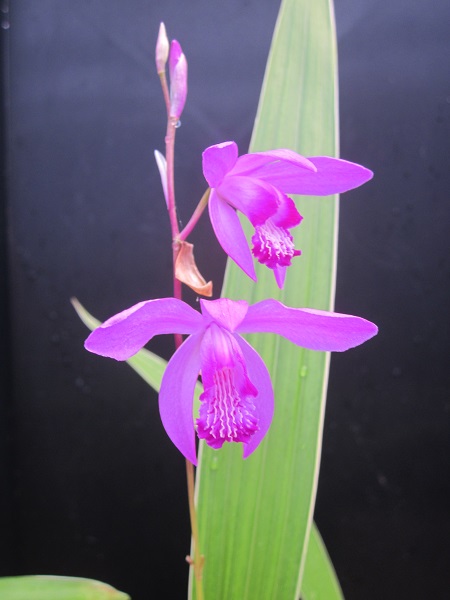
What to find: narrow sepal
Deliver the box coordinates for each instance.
[85,298,202,360]
[208,191,257,281]
[238,299,378,351]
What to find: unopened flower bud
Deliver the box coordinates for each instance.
[169,40,188,118]
[155,22,169,74]
[154,150,168,207]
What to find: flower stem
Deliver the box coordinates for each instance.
[178,188,211,242]
[186,459,205,600]
[164,104,205,600]
[159,72,171,116]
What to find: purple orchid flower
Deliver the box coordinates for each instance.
[84,297,377,465]
[202,141,373,288]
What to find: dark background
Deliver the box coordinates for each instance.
[1,0,449,599]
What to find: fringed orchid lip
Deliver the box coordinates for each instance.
[85,297,378,465]
[202,141,373,288]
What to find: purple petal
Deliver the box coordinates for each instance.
[196,325,258,450]
[273,265,287,289]
[218,176,279,225]
[159,333,202,465]
[85,298,202,360]
[209,190,257,281]
[271,193,303,228]
[231,149,317,181]
[251,220,301,278]
[202,142,238,188]
[235,335,274,459]
[200,298,249,331]
[237,299,378,352]
[270,156,373,196]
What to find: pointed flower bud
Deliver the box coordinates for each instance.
[155,22,169,74]
[169,40,188,118]
[155,23,169,73]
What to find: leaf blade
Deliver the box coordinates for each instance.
[0,576,130,600]
[300,524,344,600]
[193,0,341,598]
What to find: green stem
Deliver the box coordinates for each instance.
[178,188,211,242]
[186,460,205,600]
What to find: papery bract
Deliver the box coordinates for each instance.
[85,297,377,464]
[203,141,373,288]
[154,149,168,207]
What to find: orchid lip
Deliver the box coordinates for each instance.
[251,219,301,269]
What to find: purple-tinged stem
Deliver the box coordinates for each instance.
[164,108,205,599]
[159,72,171,117]
[164,115,181,297]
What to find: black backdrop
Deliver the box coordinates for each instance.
[2,1,450,599]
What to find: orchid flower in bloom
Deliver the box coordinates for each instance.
[202,141,373,288]
[85,297,377,464]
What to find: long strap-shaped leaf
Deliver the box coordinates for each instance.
[301,524,343,600]
[0,576,129,600]
[192,0,340,598]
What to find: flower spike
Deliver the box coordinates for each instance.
[203,141,373,288]
[85,297,377,464]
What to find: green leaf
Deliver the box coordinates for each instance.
[192,0,341,598]
[0,576,130,600]
[301,524,344,600]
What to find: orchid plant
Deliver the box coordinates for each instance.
[78,17,378,600]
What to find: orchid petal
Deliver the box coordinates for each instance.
[234,335,274,459]
[218,176,279,225]
[231,149,317,180]
[209,190,257,281]
[159,333,202,465]
[302,156,373,194]
[268,156,373,196]
[202,142,238,188]
[200,298,249,332]
[237,299,378,352]
[84,298,202,360]
[154,150,168,207]
[271,193,303,228]
[273,265,287,289]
